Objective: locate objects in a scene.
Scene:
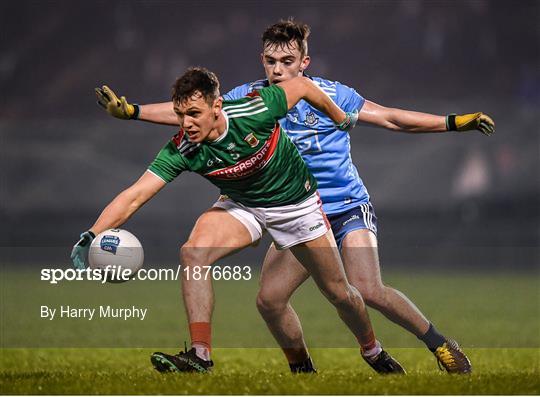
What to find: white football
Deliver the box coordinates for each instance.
[88,229,144,281]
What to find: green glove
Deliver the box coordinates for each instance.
[446,112,495,136]
[70,231,95,270]
[95,85,139,119]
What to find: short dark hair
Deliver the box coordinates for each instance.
[262,18,310,57]
[172,67,220,105]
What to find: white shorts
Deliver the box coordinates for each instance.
[212,192,330,249]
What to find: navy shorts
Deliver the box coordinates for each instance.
[327,203,378,249]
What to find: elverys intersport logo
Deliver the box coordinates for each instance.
[205,125,280,179]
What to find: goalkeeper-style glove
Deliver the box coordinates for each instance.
[336,109,359,132]
[70,231,95,270]
[446,112,495,136]
[95,85,139,120]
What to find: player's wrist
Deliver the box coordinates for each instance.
[130,104,140,120]
[77,230,95,246]
[337,110,359,131]
[445,114,457,131]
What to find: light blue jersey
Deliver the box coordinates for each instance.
[224,76,369,215]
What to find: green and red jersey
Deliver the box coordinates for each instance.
[148,84,317,207]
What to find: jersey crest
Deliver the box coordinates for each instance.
[304,111,319,127]
[244,133,259,148]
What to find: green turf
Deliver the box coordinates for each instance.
[1,348,539,394]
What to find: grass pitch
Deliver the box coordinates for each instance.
[1,268,539,394]
[1,348,539,394]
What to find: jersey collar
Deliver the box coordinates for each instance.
[208,109,229,144]
[261,73,313,86]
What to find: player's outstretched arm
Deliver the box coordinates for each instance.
[358,100,495,135]
[89,171,166,235]
[95,85,178,126]
[278,77,355,130]
[70,172,166,269]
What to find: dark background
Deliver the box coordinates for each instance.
[1,0,538,267]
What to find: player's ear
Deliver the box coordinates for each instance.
[300,56,311,73]
[213,97,223,118]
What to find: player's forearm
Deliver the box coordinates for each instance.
[89,190,145,235]
[138,102,179,126]
[280,77,346,124]
[359,101,445,133]
[87,172,165,235]
[384,108,447,133]
[359,101,494,135]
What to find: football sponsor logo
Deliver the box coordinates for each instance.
[342,214,360,226]
[178,356,208,373]
[207,157,223,167]
[244,133,259,148]
[206,125,279,179]
[100,235,120,255]
[287,109,300,123]
[309,222,324,232]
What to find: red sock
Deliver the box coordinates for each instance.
[189,322,211,352]
[358,329,377,352]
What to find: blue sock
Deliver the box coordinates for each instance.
[418,323,446,352]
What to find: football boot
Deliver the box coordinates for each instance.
[289,356,317,374]
[151,347,213,373]
[433,339,472,374]
[362,349,406,374]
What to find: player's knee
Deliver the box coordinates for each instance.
[323,283,357,309]
[179,243,211,268]
[256,290,287,316]
[357,283,386,308]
